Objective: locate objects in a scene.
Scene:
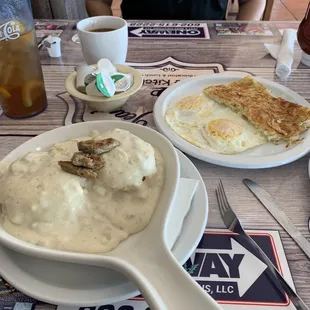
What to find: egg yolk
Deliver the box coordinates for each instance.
[177,94,205,111]
[206,119,244,139]
[175,94,212,123]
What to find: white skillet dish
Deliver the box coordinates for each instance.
[0,121,221,310]
[0,150,208,306]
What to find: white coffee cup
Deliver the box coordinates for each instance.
[77,16,128,65]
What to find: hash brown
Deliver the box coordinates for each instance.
[203,76,310,145]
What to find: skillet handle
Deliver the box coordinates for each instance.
[115,243,222,310]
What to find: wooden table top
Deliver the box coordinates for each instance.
[1,20,310,307]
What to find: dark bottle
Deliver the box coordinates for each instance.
[297,1,310,66]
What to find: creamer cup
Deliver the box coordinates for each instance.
[95,58,118,76]
[76,65,96,93]
[85,79,102,97]
[43,36,61,58]
[96,73,115,97]
[86,73,115,97]
[84,72,96,86]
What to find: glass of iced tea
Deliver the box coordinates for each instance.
[0,0,47,118]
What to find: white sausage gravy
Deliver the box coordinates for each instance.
[0,129,164,253]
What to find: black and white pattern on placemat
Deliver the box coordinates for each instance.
[0,277,43,310]
[127,22,210,39]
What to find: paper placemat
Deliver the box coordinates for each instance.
[215,23,273,36]
[35,21,68,41]
[0,229,294,310]
[0,58,295,310]
[128,22,209,39]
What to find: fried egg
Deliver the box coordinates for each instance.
[165,93,267,154]
[165,94,212,123]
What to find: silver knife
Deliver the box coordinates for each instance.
[243,178,310,259]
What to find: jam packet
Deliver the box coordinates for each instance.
[111,73,133,92]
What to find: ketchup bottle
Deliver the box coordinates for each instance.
[297,1,310,66]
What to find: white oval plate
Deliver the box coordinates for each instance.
[0,149,208,306]
[154,73,310,169]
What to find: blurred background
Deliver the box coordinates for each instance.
[30,0,309,21]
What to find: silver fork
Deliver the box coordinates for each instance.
[215,181,309,310]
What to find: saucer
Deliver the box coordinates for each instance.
[0,149,208,306]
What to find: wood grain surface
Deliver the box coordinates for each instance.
[1,20,310,306]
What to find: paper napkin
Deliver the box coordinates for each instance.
[264,29,296,79]
[166,178,199,249]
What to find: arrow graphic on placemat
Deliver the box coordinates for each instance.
[191,239,267,297]
[130,27,201,37]
[130,27,144,37]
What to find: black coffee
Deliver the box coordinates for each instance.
[88,28,116,32]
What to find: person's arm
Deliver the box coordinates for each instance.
[85,0,113,16]
[238,0,266,20]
